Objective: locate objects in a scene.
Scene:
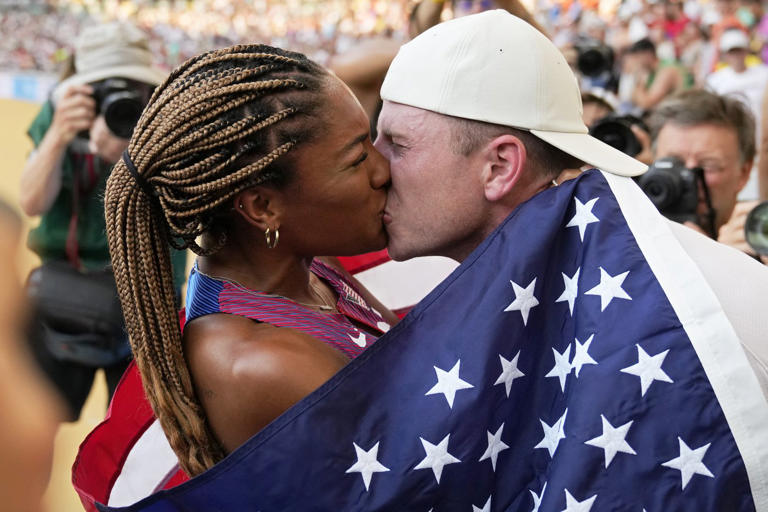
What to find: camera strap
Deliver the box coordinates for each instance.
[694,168,717,239]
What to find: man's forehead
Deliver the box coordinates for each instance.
[379,101,445,134]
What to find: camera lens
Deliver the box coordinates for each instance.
[745,201,768,255]
[102,91,144,139]
[639,170,681,210]
[590,118,641,157]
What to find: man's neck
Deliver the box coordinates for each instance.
[448,176,557,263]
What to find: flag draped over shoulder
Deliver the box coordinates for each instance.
[72,255,457,510]
[98,170,767,511]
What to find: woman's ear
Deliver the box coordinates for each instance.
[233,187,284,230]
[482,134,527,202]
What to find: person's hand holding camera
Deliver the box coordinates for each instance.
[717,200,760,255]
[49,84,96,146]
[629,124,653,165]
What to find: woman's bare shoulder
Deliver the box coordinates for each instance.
[184,313,349,453]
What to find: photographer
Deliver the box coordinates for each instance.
[19,22,186,421]
[647,89,767,261]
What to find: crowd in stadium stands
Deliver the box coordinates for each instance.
[0,0,412,72]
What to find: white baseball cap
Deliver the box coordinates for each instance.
[720,29,749,53]
[53,22,167,104]
[380,10,647,177]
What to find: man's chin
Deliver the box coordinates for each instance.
[385,243,413,262]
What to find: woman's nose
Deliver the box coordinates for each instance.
[369,147,391,189]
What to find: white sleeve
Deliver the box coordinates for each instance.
[668,220,768,400]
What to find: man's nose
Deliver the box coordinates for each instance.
[684,158,699,170]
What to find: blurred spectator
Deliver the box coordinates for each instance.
[408,0,548,39]
[623,37,692,111]
[705,28,768,201]
[0,198,63,512]
[707,0,747,68]
[706,29,768,125]
[658,0,690,43]
[649,89,758,254]
[581,88,618,126]
[19,21,186,422]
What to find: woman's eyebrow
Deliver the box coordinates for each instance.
[340,132,369,156]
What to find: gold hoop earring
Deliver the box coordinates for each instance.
[265,227,280,249]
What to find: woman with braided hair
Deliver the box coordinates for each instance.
[103,44,396,478]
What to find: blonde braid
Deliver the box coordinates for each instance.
[105,45,328,476]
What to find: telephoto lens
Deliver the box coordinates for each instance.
[745,201,768,255]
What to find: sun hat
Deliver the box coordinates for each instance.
[719,29,750,52]
[52,22,167,104]
[380,10,647,177]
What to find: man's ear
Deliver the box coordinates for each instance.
[482,134,527,202]
[233,187,284,230]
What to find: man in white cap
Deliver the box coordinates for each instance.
[706,28,768,127]
[375,9,767,389]
[18,22,186,423]
[368,9,768,507]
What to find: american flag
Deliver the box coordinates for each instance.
[96,169,767,511]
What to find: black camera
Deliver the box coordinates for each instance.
[574,38,615,78]
[637,157,701,226]
[745,201,768,255]
[589,114,644,157]
[91,78,153,139]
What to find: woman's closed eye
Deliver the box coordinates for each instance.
[351,152,368,168]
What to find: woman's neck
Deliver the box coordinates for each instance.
[196,233,320,305]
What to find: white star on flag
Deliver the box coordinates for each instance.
[348,331,367,347]
[585,267,632,311]
[530,482,547,512]
[555,268,580,315]
[478,423,509,471]
[621,345,673,396]
[545,344,572,392]
[345,441,390,491]
[661,437,714,489]
[425,360,474,408]
[413,434,461,484]
[494,352,525,397]
[562,489,597,512]
[584,415,637,467]
[376,321,391,332]
[534,409,568,458]
[571,334,597,377]
[566,197,599,241]
[472,496,492,512]
[503,278,539,325]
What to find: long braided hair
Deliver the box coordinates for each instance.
[104,45,328,476]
